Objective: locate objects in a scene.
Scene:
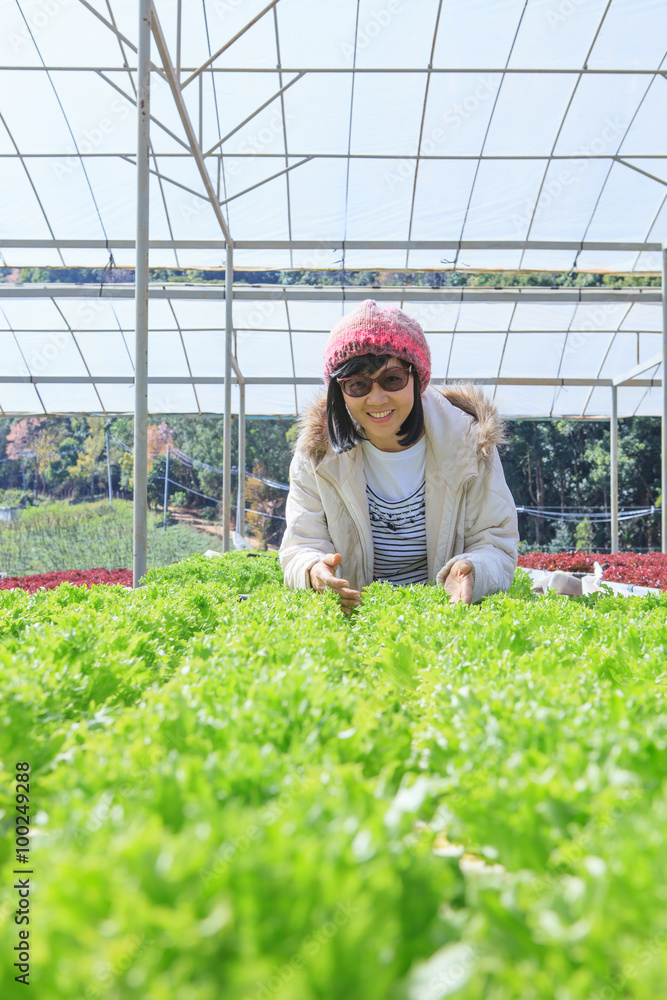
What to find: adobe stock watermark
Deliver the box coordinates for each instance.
[545,0,592,28]
[237,111,294,157]
[562,300,628,362]
[72,296,115,328]
[68,731,186,849]
[408,941,486,1000]
[244,900,360,1000]
[407,301,457,331]
[384,75,501,190]
[26,330,73,375]
[8,0,73,54]
[339,0,404,63]
[181,111,295,224]
[198,771,319,887]
[511,117,627,235]
[69,933,153,1000]
[528,783,643,895]
[213,0,245,18]
[179,193,215,226]
[238,297,287,331]
[586,928,667,1000]
[634,249,664,275]
[52,99,133,181]
[292,242,343,272]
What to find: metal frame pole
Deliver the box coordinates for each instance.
[662,244,667,554]
[0,286,660,304]
[133,0,151,587]
[237,381,246,538]
[222,244,233,551]
[1,239,663,253]
[105,426,113,505]
[610,384,619,553]
[163,443,170,530]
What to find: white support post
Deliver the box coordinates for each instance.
[163,443,170,530]
[662,244,667,554]
[105,427,113,505]
[610,384,619,553]
[237,382,246,539]
[222,244,233,552]
[133,0,151,588]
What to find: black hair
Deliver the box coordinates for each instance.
[326,353,424,454]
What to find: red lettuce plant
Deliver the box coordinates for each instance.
[0,568,132,593]
[518,552,667,590]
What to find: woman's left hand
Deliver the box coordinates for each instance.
[444,559,475,604]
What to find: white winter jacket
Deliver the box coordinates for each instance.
[279,383,519,603]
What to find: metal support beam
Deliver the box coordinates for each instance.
[237,382,246,539]
[0,239,662,252]
[5,66,667,75]
[612,352,663,386]
[0,284,662,304]
[0,375,662,388]
[228,355,247,538]
[610,384,619,553]
[219,156,314,206]
[133,0,151,589]
[149,7,233,244]
[105,426,113,505]
[4,154,667,164]
[222,245,233,552]
[163,443,170,530]
[662,244,667,553]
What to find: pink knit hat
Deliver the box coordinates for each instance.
[323,300,431,394]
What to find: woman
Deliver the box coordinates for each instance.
[279,300,519,612]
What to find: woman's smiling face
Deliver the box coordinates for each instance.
[341,356,416,452]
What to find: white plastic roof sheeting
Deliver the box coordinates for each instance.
[0,0,665,416]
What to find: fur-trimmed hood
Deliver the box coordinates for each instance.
[294,382,508,467]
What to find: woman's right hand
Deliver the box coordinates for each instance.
[308,553,362,613]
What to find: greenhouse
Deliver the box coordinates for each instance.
[2,1,667,998]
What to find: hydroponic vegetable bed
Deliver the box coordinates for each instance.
[1,553,666,1000]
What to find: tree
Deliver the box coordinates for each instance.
[501,416,662,552]
[575,517,594,551]
[502,422,550,547]
[66,417,107,499]
[165,415,225,505]
[6,417,42,461]
[244,461,286,549]
[6,418,43,496]
[33,424,67,494]
[550,520,573,553]
[147,422,174,470]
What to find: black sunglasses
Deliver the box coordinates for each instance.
[337,365,413,398]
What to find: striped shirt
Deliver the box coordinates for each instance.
[366,481,428,585]
[361,436,428,586]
